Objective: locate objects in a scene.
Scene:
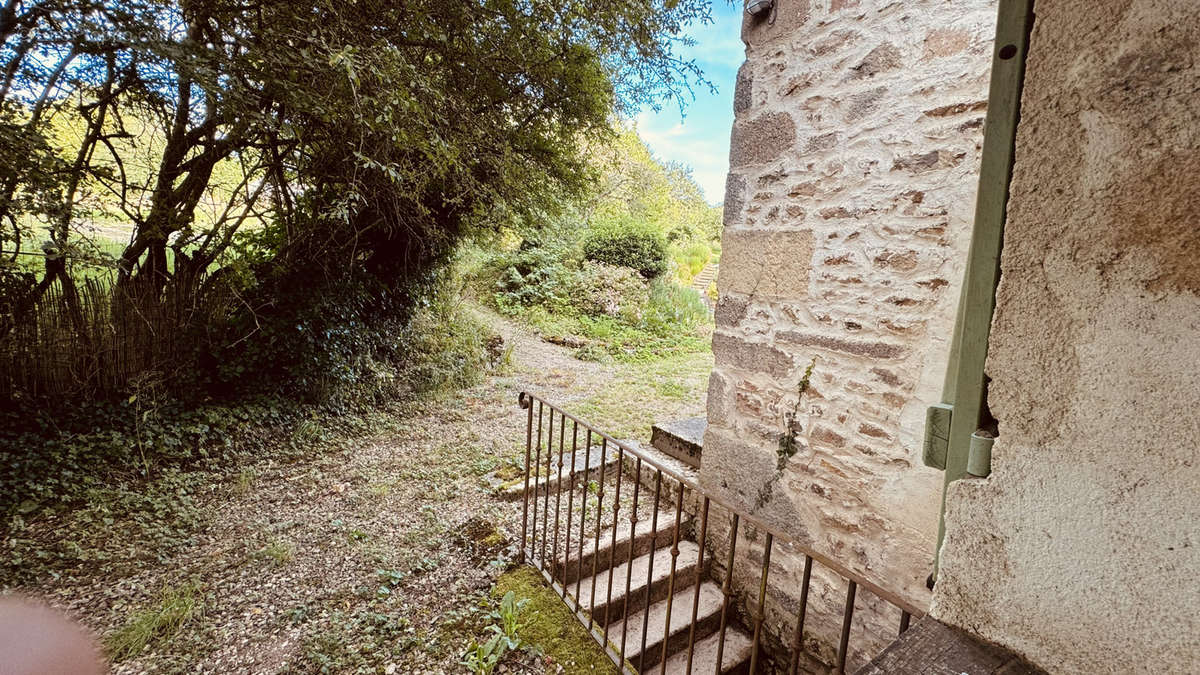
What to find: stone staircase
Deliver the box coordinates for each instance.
[517,393,930,675]
[547,444,755,674]
[690,262,718,297]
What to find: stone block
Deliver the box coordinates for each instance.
[922,28,973,59]
[811,425,847,448]
[722,172,747,226]
[730,112,797,167]
[845,86,887,122]
[711,333,795,379]
[858,422,892,440]
[873,249,920,271]
[853,43,903,78]
[714,295,749,327]
[733,62,753,115]
[777,331,907,360]
[706,371,733,425]
[892,150,965,173]
[805,131,840,153]
[717,229,813,299]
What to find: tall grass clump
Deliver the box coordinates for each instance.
[105,581,202,662]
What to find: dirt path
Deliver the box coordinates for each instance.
[10,309,710,674]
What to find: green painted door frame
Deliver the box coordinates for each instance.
[926,0,1036,580]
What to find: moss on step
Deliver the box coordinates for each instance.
[494,566,613,673]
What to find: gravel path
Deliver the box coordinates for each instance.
[9,308,708,674]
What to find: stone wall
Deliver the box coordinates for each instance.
[931,1,1200,672]
[704,0,998,666]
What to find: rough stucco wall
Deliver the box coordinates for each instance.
[703,0,996,666]
[931,2,1200,673]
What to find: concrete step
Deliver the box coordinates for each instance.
[551,510,691,586]
[662,624,755,675]
[576,540,702,627]
[496,444,620,501]
[608,581,725,671]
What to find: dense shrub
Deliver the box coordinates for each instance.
[0,273,491,520]
[483,246,575,313]
[582,221,669,279]
[570,262,649,320]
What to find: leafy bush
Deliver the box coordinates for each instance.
[569,262,648,320]
[581,220,668,279]
[481,245,575,314]
[217,266,489,407]
[0,272,493,583]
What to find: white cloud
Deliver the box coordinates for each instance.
[636,102,732,204]
[629,4,742,203]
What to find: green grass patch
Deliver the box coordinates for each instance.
[493,566,613,673]
[105,581,203,661]
[573,350,713,440]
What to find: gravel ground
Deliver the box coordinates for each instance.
[6,308,709,674]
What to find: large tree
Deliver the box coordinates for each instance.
[0,0,713,393]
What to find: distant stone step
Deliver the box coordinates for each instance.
[493,444,621,501]
[662,624,755,675]
[551,510,691,586]
[608,580,726,671]
[690,263,718,293]
[651,417,706,468]
[576,540,702,627]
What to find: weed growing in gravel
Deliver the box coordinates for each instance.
[258,538,294,566]
[105,581,203,661]
[462,590,528,674]
[233,468,256,494]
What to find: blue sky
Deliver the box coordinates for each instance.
[636,3,744,204]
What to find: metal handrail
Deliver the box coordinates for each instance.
[519,391,926,618]
[516,391,922,674]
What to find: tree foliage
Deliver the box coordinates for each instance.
[0,0,714,398]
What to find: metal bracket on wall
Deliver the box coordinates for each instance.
[923,404,953,471]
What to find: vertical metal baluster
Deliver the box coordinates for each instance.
[602,446,625,643]
[529,402,543,565]
[551,414,567,596]
[519,395,533,563]
[685,497,711,675]
[714,515,741,675]
[836,580,858,674]
[618,457,642,667]
[563,422,578,597]
[638,470,663,674]
[789,555,814,675]
[539,409,554,567]
[589,437,609,624]
[576,429,592,604]
[748,533,773,674]
[899,611,911,636]
[658,480,686,674]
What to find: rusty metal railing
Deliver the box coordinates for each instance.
[516,392,922,674]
